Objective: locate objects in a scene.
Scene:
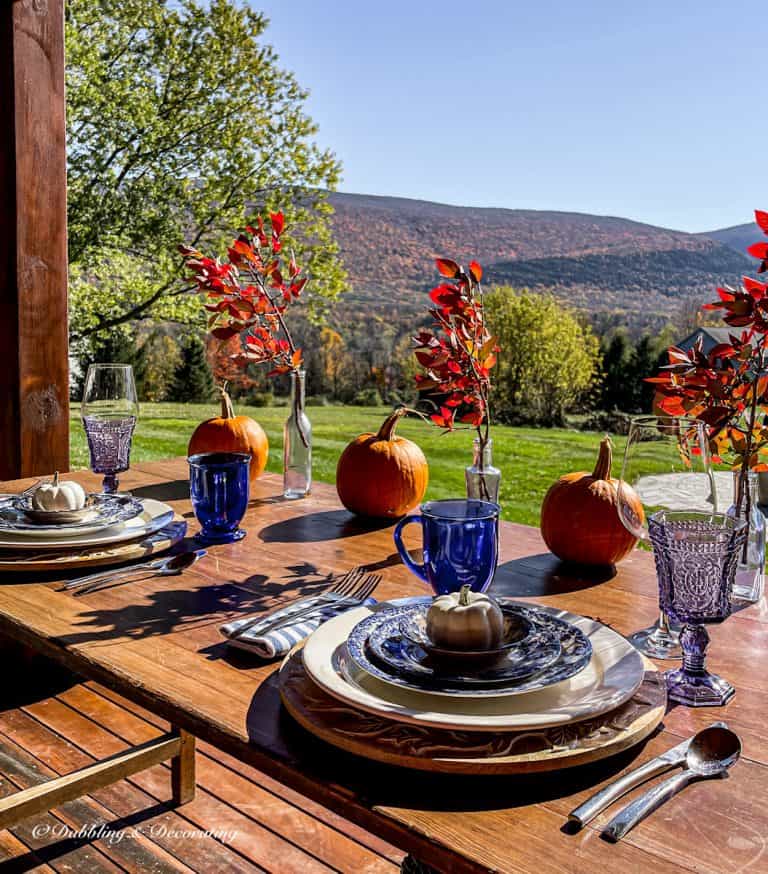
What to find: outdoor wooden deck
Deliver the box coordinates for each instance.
[0,645,403,873]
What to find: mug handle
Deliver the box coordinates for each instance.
[393,515,428,583]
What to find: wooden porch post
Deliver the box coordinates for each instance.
[0,0,69,479]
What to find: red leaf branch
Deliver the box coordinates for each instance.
[180,212,308,377]
[649,207,768,527]
[413,258,499,493]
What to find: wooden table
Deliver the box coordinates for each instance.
[0,459,766,874]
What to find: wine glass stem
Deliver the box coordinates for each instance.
[102,472,119,494]
[680,623,709,677]
[658,610,671,635]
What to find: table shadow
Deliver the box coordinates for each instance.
[131,480,189,502]
[52,567,343,648]
[259,510,394,543]
[493,553,616,599]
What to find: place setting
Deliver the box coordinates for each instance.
[0,364,184,573]
[277,497,666,776]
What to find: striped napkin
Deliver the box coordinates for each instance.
[220,597,377,659]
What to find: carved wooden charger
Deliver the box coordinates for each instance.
[0,519,187,572]
[280,651,666,775]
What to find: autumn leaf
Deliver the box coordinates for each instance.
[435,257,460,278]
[468,260,483,283]
[270,212,284,236]
[748,242,768,273]
[479,335,498,359]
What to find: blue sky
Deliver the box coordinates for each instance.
[256,0,765,233]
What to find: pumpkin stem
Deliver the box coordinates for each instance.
[217,384,236,420]
[52,471,59,486]
[592,435,613,480]
[458,584,471,606]
[376,408,407,440]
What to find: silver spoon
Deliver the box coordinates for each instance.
[603,725,741,842]
[65,550,206,595]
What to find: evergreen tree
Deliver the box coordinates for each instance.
[170,337,215,403]
[628,333,666,413]
[600,330,632,411]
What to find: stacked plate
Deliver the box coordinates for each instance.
[301,596,646,731]
[0,494,175,550]
[281,596,665,774]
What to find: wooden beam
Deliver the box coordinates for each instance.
[0,0,70,478]
[0,732,185,830]
[170,728,196,805]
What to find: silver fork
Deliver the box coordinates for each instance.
[228,570,381,640]
[250,573,382,638]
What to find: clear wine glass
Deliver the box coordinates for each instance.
[81,364,139,494]
[617,416,717,660]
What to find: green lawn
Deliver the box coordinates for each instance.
[70,404,623,526]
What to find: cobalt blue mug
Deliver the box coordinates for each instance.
[188,452,250,545]
[393,499,501,595]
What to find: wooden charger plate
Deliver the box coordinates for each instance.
[279,650,666,775]
[0,518,187,572]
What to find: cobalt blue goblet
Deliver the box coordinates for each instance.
[393,499,500,595]
[188,452,250,545]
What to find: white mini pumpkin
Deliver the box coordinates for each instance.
[32,472,88,512]
[426,585,504,651]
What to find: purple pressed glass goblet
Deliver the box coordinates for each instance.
[648,510,747,707]
[81,364,139,494]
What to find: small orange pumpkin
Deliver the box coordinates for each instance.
[540,436,643,566]
[188,385,269,485]
[336,408,429,518]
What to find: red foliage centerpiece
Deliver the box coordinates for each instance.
[413,258,501,502]
[180,212,313,498]
[649,209,768,586]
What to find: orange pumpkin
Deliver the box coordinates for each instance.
[336,409,429,518]
[188,386,269,485]
[540,436,643,566]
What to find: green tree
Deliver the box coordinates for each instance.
[600,329,632,411]
[485,288,601,426]
[627,332,670,413]
[170,336,216,403]
[65,0,346,342]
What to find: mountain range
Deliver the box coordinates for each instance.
[327,191,756,330]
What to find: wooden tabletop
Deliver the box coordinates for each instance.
[0,459,766,874]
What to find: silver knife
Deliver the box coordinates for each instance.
[567,721,727,828]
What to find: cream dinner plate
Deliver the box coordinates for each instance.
[301,599,646,732]
[0,499,175,551]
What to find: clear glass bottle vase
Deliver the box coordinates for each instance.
[727,470,765,602]
[465,437,501,504]
[283,369,312,499]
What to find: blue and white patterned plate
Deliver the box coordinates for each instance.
[368,606,560,687]
[347,603,592,698]
[0,494,144,538]
[401,606,536,669]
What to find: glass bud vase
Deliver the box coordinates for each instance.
[283,369,312,499]
[465,437,501,504]
[727,470,766,603]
